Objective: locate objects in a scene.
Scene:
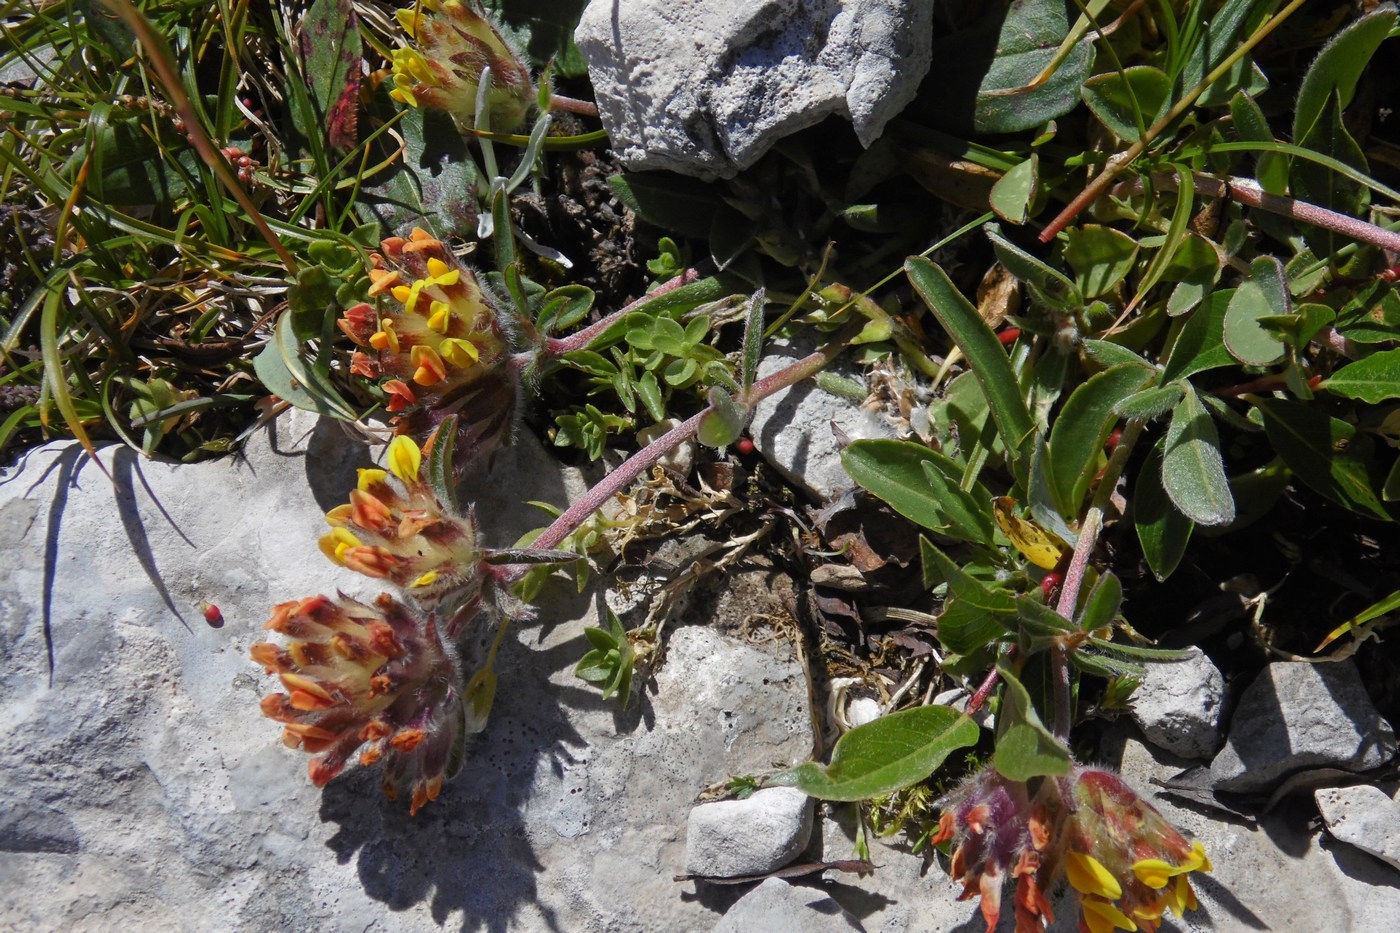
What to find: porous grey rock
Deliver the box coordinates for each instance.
[576,0,934,179]
[1209,660,1396,793]
[0,413,815,932]
[711,877,864,933]
[749,338,895,501]
[1130,647,1225,760]
[1315,784,1400,873]
[684,786,813,878]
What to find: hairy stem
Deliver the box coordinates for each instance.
[1044,419,1145,741]
[543,270,700,357]
[1125,172,1400,255]
[548,94,600,118]
[518,329,856,562]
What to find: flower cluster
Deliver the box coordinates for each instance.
[251,593,464,814]
[319,434,485,620]
[340,228,517,467]
[932,764,1210,933]
[254,432,499,813]
[389,0,534,131]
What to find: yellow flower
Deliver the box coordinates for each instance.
[1082,897,1138,933]
[388,0,534,131]
[1067,851,1123,901]
[387,435,422,483]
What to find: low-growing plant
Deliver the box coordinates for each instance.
[8,1,1400,932]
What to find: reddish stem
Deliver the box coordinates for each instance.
[512,328,857,569]
[543,270,699,357]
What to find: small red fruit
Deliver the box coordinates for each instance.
[998,327,1021,346]
[201,601,224,628]
[736,437,755,455]
[1040,572,1063,603]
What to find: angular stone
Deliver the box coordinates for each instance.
[1209,660,1396,793]
[749,337,895,501]
[576,0,934,179]
[711,877,864,933]
[1130,647,1225,760]
[685,787,813,878]
[1316,785,1400,873]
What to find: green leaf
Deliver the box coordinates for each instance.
[1077,571,1122,633]
[986,224,1082,311]
[697,386,746,448]
[357,106,479,237]
[1162,386,1235,526]
[1230,92,1288,194]
[1292,90,1371,261]
[740,289,766,394]
[990,156,1038,224]
[1081,339,1153,372]
[252,310,358,421]
[1062,225,1139,299]
[1161,289,1236,382]
[936,598,1013,656]
[993,667,1071,781]
[537,285,595,335]
[1223,258,1287,366]
[1081,66,1171,142]
[906,256,1035,485]
[1323,349,1400,403]
[922,0,1095,135]
[1255,397,1394,520]
[1083,638,1198,662]
[301,0,362,149]
[920,538,1016,612]
[770,705,980,802]
[1131,439,1187,577]
[843,440,996,541]
[1114,384,1184,423]
[609,172,719,239]
[1293,9,1396,145]
[427,414,460,515]
[1047,364,1154,514]
[1015,596,1075,638]
[482,0,590,73]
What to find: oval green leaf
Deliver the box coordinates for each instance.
[1162,387,1235,526]
[771,705,980,802]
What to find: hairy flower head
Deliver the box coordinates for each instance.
[933,764,1208,933]
[341,229,518,467]
[389,0,534,131]
[250,593,465,814]
[318,434,487,616]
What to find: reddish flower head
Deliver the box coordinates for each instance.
[250,593,465,814]
[933,764,1209,933]
[341,228,518,467]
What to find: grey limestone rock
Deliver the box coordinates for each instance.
[748,338,895,501]
[711,877,864,933]
[1130,647,1225,760]
[1315,784,1400,874]
[575,0,935,179]
[0,413,814,932]
[684,786,813,878]
[1209,660,1396,793]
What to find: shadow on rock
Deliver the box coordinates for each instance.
[320,632,588,933]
